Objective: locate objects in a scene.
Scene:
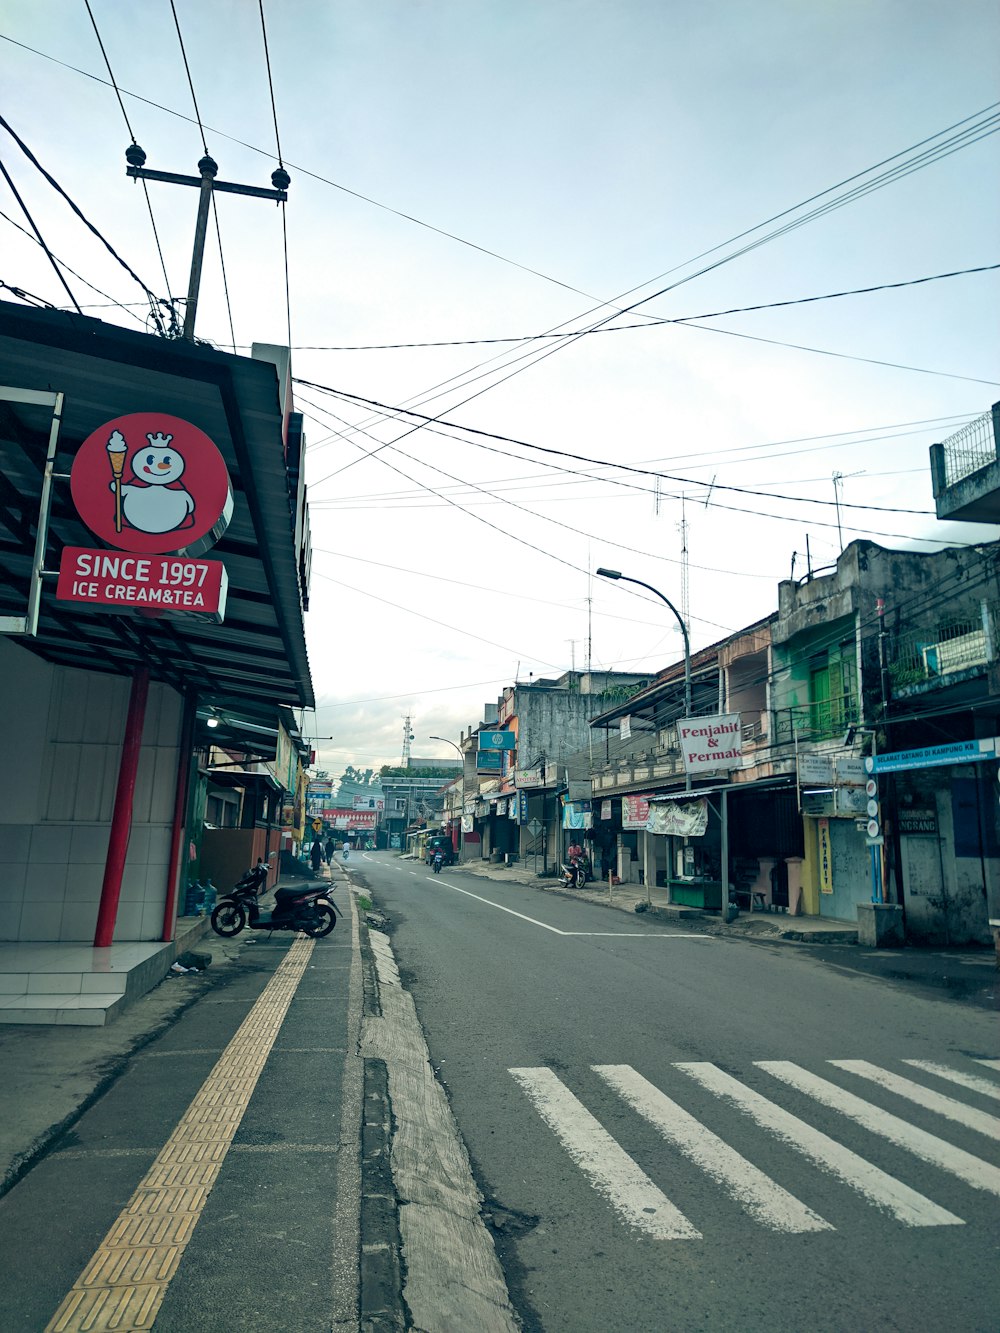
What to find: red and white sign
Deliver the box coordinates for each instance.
[677,714,743,773]
[56,547,227,620]
[320,807,378,829]
[70,412,233,556]
[622,795,651,829]
[352,795,384,811]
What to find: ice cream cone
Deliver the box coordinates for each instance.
[107,430,127,532]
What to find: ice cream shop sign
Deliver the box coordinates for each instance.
[57,412,232,619]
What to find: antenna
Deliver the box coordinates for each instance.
[400,714,414,768]
[567,640,577,673]
[586,551,592,677]
[832,471,844,553]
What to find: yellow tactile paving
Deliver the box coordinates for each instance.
[45,937,314,1332]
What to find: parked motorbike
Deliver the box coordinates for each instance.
[560,854,591,889]
[210,857,337,939]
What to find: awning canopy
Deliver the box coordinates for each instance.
[0,304,313,714]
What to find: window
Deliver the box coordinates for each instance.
[809,640,857,739]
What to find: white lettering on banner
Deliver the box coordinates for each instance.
[677,714,743,773]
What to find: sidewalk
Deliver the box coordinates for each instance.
[0,866,350,1197]
[441,856,861,943]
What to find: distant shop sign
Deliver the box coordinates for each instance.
[622,795,651,830]
[479,731,516,750]
[867,738,999,773]
[677,714,742,773]
[899,809,939,836]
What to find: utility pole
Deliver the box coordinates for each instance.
[125,145,289,340]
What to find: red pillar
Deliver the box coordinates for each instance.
[94,667,150,948]
[162,692,197,942]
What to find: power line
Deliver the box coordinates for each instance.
[167,0,236,349]
[0,206,149,327]
[283,263,1000,351]
[676,319,1000,389]
[297,380,941,518]
[257,0,292,351]
[304,104,1000,481]
[0,112,165,322]
[0,31,627,310]
[82,0,175,332]
[0,155,83,313]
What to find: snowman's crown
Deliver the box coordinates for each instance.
[145,431,174,449]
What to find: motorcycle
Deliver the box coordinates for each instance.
[560,853,592,889]
[432,852,444,874]
[210,857,337,939]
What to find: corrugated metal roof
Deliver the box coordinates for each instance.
[0,304,313,714]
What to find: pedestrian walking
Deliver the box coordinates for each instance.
[324,835,335,865]
[310,839,323,874]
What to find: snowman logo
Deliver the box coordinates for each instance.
[109,430,196,534]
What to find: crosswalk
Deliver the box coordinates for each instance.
[509,1056,1000,1240]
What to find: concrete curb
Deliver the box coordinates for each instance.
[445,859,860,945]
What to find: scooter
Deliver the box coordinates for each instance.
[210,856,337,939]
[560,854,591,889]
[432,852,444,874]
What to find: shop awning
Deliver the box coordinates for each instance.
[0,304,313,714]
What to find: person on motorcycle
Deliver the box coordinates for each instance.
[432,849,444,873]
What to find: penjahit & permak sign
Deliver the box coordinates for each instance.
[676,714,743,774]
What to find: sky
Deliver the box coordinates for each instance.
[2,1,999,777]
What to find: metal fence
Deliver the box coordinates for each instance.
[889,605,994,690]
[934,408,999,488]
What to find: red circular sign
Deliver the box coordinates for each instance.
[70,412,233,555]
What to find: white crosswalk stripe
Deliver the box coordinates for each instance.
[676,1062,963,1228]
[830,1060,1000,1139]
[509,1057,1000,1239]
[901,1060,1000,1102]
[509,1066,701,1240]
[758,1061,1000,1198]
[593,1064,832,1233]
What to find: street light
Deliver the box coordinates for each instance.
[429,736,465,862]
[428,735,463,762]
[596,568,692,778]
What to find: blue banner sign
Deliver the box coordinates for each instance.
[478,730,516,751]
[867,737,998,774]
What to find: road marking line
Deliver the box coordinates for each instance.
[677,1062,962,1228]
[509,1067,701,1239]
[45,937,314,1333]
[830,1060,1000,1139]
[900,1063,1000,1102]
[757,1061,1000,1199]
[975,1059,1000,1073]
[593,1065,831,1233]
[424,881,711,938]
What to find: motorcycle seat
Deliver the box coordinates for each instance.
[274,885,312,908]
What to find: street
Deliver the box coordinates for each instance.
[357,851,1000,1333]
[0,855,997,1331]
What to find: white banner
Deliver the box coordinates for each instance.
[647,798,708,837]
[677,714,742,773]
[620,715,631,741]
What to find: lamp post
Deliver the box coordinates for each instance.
[596,568,692,792]
[429,736,465,862]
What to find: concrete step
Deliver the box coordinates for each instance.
[0,991,127,1026]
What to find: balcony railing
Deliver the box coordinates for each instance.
[933,407,1000,488]
[889,605,995,691]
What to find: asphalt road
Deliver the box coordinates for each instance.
[357,851,1000,1333]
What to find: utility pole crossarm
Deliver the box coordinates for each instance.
[124,144,291,341]
[127,165,287,201]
